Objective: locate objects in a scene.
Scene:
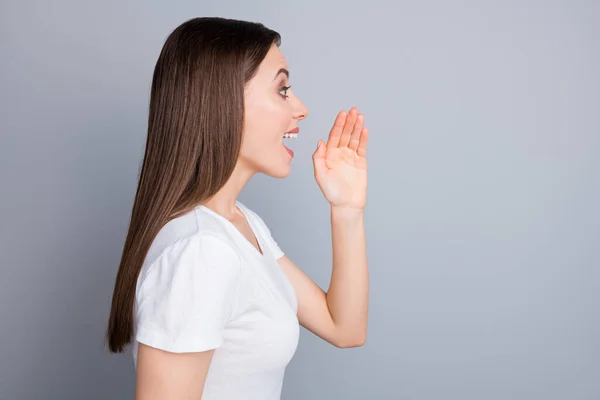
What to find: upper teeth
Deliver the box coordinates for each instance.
[283,133,298,139]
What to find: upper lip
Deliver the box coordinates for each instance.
[286,127,299,134]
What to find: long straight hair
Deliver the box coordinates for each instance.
[106,17,281,353]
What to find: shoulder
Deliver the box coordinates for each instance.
[143,206,238,269]
[140,234,240,286]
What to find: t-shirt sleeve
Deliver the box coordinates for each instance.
[134,234,240,353]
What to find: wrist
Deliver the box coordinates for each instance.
[331,205,364,220]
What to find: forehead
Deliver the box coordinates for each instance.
[255,45,288,81]
[245,45,288,95]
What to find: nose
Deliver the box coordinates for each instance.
[292,96,309,120]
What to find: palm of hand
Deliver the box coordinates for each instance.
[313,108,369,209]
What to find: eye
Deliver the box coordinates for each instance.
[279,85,292,99]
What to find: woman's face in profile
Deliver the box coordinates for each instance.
[240,44,309,178]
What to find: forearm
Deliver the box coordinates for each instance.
[326,206,369,346]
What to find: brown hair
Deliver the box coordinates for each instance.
[105,17,281,353]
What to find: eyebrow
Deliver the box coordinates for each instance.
[273,68,289,80]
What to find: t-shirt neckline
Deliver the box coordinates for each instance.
[197,201,266,259]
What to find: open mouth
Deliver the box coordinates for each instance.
[283,127,299,139]
[282,130,297,158]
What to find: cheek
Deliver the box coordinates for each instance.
[244,99,291,143]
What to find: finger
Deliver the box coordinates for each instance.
[326,110,347,150]
[357,128,369,158]
[338,107,359,148]
[348,113,364,151]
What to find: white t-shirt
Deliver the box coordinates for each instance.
[132,201,299,399]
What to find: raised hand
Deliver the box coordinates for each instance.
[312,107,369,210]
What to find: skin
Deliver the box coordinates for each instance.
[136,44,369,399]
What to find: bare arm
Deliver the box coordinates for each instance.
[278,108,370,348]
[327,206,369,344]
[278,207,368,348]
[135,343,214,399]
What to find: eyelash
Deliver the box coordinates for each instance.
[279,85,292,99]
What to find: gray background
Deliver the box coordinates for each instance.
[1,0,598,399]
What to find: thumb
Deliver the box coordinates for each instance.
[312,139,327,173]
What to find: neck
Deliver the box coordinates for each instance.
[202,161,254,220]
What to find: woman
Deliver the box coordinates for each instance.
[106,16,369,399]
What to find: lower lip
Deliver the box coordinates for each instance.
[283,144,294,158]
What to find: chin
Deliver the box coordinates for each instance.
[245,146,293,179]
[263,163,291,179]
